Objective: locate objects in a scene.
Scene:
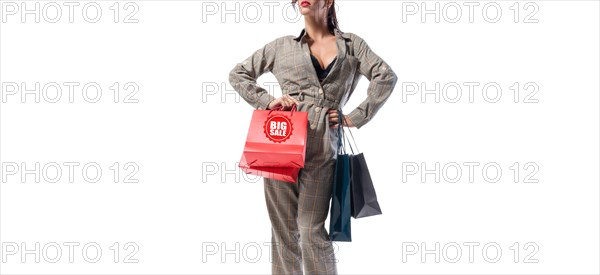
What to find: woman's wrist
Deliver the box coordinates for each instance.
[266,99,275,110]
[343,115,355,127]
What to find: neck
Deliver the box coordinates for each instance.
[304,16,330,41]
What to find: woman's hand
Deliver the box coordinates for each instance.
[267,94,299,110]
[328,109,355,128]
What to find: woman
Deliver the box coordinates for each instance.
[229,0,398,273]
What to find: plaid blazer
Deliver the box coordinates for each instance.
[229,28,398,129]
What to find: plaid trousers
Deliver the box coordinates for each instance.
[263,98,340,274]
[230,27,398,274]
[264,158,338,274]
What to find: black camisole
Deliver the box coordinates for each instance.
[310,54,337,82]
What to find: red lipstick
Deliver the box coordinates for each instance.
[301,1,311,7]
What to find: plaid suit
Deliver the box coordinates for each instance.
[229,28,398,275]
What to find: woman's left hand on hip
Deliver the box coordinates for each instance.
[327,109,354,128]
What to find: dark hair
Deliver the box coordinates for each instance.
[292,0,341,35]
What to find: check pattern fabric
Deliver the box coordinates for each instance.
[229,28,398,274]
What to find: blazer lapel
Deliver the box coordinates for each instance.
[297,28,348,86]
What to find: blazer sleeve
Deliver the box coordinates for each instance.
[346,34,398,129]
[228,37,279,110]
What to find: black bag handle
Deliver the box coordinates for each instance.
[337,109,360,155]
[344,126,360,153]
[337,108,345,155]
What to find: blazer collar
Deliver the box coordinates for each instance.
[293,27,350,84]
[293,28,345,43]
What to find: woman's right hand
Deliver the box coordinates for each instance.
[267,94,300,110]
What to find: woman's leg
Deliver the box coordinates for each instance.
[264,177,303,274]
[297,160,338,274]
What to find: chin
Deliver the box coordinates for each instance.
[299,7,314,16]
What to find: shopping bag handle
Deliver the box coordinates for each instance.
[344,125,360,153]
[268,104,297,116]
[337,110,359,154]
[337,109,349,155]
[336,109,343,153]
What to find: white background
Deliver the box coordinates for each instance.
[0,1,598,274]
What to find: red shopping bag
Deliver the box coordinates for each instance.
[239,154,299,183]
[240,105,308,168]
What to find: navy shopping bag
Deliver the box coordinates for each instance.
[342,126,382,219]
[328,110,352,242]
[350,152,382,218]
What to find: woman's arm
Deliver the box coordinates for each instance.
[228,37,280,110]
[346,34,399,129]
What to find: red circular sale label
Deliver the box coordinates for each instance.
[264,114,294,143]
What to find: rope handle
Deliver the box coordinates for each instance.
[336,109,345,154]
[268,103,297,116]
[337,109,360,154]
[343,125,360,153]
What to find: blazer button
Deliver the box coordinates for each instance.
[315,106,321,112]
[319,88,324,94]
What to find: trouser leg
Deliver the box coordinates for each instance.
[297,161,338,275]
[264,177,303,275]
